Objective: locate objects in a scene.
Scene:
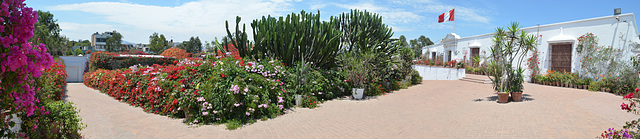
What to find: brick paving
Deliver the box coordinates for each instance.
[66,80,638,139]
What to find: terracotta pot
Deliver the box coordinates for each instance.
[497,92,509,103]
[577,85,582,89]
[563,83,568,87]
[511,92,523,102]
[584,85,589,90]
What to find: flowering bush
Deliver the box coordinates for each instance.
[161,47,191,58]
[526,50,542,78]
[598,89,640,138]
[84,56,292,126]
[445,60,457,67]
[35,59,67,100]
[0,0,56,137]
[18,58,85,138]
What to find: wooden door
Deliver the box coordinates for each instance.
[470,48,479,66]
[551,44,572,72]
[431,52,436,60]
[447,51,452,62]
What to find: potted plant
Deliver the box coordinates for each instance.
[484,22,538,103]
[341,52,375,100]
[511,68,525,102]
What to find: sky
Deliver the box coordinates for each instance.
[24,0,640,44]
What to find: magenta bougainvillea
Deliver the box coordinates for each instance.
[1,0,54,137]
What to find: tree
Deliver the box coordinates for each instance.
[399,35,408,48]
[29,10,67,57]
[105,31,122,52]
[418,35,434,46]
[74,40,91,47]
[149,32,168,54]
[74,48,83,56]
[179,36,203,53]
[411,35,434,58]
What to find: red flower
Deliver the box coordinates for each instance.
[180,88,185,92]
[621,103,631,111]
[624,93,634,99]
[636,88,639,93]
[239,60,245,66]
[221,73,226,78]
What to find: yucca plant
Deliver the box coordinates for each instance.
[485,22,538,93]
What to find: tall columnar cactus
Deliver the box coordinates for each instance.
[223,16,253,59]
[249,10,342,69]
[330,9,396,55]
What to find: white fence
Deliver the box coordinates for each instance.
[412,65,465,80]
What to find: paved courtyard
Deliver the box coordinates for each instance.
[66,79,638,138]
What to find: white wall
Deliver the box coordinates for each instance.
[422,13,640,81]
[59,56,89,83]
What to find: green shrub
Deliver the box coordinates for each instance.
[411,70,422,85]
[589,81,603,91]
[88,51,177,71]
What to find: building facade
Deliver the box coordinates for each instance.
[423,13,640,81]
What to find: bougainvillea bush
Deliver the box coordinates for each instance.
[24,58,84,138]
[0,0,60,138]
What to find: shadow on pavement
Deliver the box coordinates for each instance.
[473,93,535,102]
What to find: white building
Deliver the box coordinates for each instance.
[423,13,640,81]
[135,43,152,54]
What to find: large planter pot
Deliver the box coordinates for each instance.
[511,92,523,102]
[497,92,509,103]
[584,85,588,90]
[352,88,364,100]
[600,87,606,92]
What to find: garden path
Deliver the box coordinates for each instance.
[66,81,638,138]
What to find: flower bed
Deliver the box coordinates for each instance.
[85,56,299,124]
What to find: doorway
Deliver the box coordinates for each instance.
[550,44,572,72]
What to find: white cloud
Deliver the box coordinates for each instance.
[49,0,297,43]
[58,22,115,41]
[330,2,423,24]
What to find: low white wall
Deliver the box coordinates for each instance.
[59,56,89,83]
[412,65,465,80]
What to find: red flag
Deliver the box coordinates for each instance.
[438,8,455,23]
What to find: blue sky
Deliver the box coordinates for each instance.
[24,0,640,44]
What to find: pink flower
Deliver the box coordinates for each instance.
[230,84,240,94]
[202,111,209,116]
[318,92,322,95]
[624,93,634,99]
[246,112,251,116]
